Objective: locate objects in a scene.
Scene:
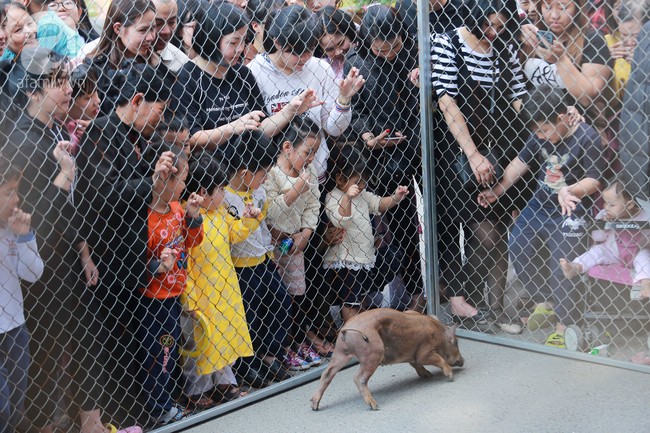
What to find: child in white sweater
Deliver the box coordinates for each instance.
[0,156,44,431]
[323,146,408,322]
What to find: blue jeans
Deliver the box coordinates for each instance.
[0,324,30,433]
[509,199,588,323]
[134,296,182,419]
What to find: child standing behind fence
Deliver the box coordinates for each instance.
[180,155,258,410]
[0,156,43,433]
[135,147,204,425]
[560,181,650,299]
[323,146,409,323]
[264,117,323,367]
[224,129,296,383]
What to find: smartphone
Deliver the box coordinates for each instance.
[537,30,555,45]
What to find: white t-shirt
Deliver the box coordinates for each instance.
[223,186,273,261]
[248,54,352,182]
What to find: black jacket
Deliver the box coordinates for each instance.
[75,112,154,289]
[344,38,421,191]
[619,20,650,201]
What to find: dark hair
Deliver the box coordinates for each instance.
[276,116,320,149]
[187,153,229,195]
[263,5,322,55]
[156,115,189,135]
[70,60,99,99]
[0,154,21,185]
[467,0,519,41]
[247,0,284,24]
[192,1,248,64]
[606,180,634,203]
[226,129,277,173]
[317,6,356,44]
[90,0,156,68]
[521,84,568,126]
[359,5,404,43]
[327,144,368,191]
[114,64,174,106]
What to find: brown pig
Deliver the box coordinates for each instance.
[310,308,464,411]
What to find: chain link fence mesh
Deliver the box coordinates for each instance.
[0,0,648,430]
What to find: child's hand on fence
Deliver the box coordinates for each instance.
[558,186,580,216]
[346,184,362,199]
[8,208,31,236]
[53,141,75,174]
[185,192,203,219]
[409,68,420,88]
[566,106,585,127]
[339,67,365,102]
[154,151,177,184]
[293,170,313,195]
[289,88,323,115]
[242,205,262,219]
[158,247,176,274]
[81,254,99,287]
[393,186,409,203]
[477,189,499,208]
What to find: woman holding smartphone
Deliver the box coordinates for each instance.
[344,5,425,312]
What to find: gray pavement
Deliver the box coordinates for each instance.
[179,338,650,433]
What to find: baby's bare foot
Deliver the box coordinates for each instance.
[559,258,581,279]
[639,280,650,299]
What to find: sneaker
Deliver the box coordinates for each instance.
[155,405,192,425]
[298,344,323,366]
[544,332,567,349]
[527,303,558,331]
[497,322,523,335]
[283,350,310,371]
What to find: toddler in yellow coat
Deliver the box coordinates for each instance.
[181,155,263,409]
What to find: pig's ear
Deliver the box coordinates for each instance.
[444,323,459,343]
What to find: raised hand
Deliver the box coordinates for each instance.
[229,111,266,135]
[8,208,31,236]
[338,67,365,102]
[288,88,323,115]
[185,192,203,219]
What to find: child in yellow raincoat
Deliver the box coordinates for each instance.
[181,155,263,410]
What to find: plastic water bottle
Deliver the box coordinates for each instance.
[279,238,294,254]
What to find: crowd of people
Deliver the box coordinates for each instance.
[0,0,648,430]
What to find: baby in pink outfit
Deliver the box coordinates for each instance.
[560,181,650,299]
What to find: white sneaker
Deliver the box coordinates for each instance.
[497,322,523,335]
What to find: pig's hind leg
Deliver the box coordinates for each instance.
[310,349,351,411]
[353,350,383,410]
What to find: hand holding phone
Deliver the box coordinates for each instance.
[537,30,554,45]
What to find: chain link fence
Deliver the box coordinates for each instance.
[0,0,648,431]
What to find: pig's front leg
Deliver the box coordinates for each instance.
[410,362,433,378]
[426,353,454,380]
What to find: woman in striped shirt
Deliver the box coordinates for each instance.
[431,0,528,333]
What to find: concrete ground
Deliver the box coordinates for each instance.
[176,338,650,433]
